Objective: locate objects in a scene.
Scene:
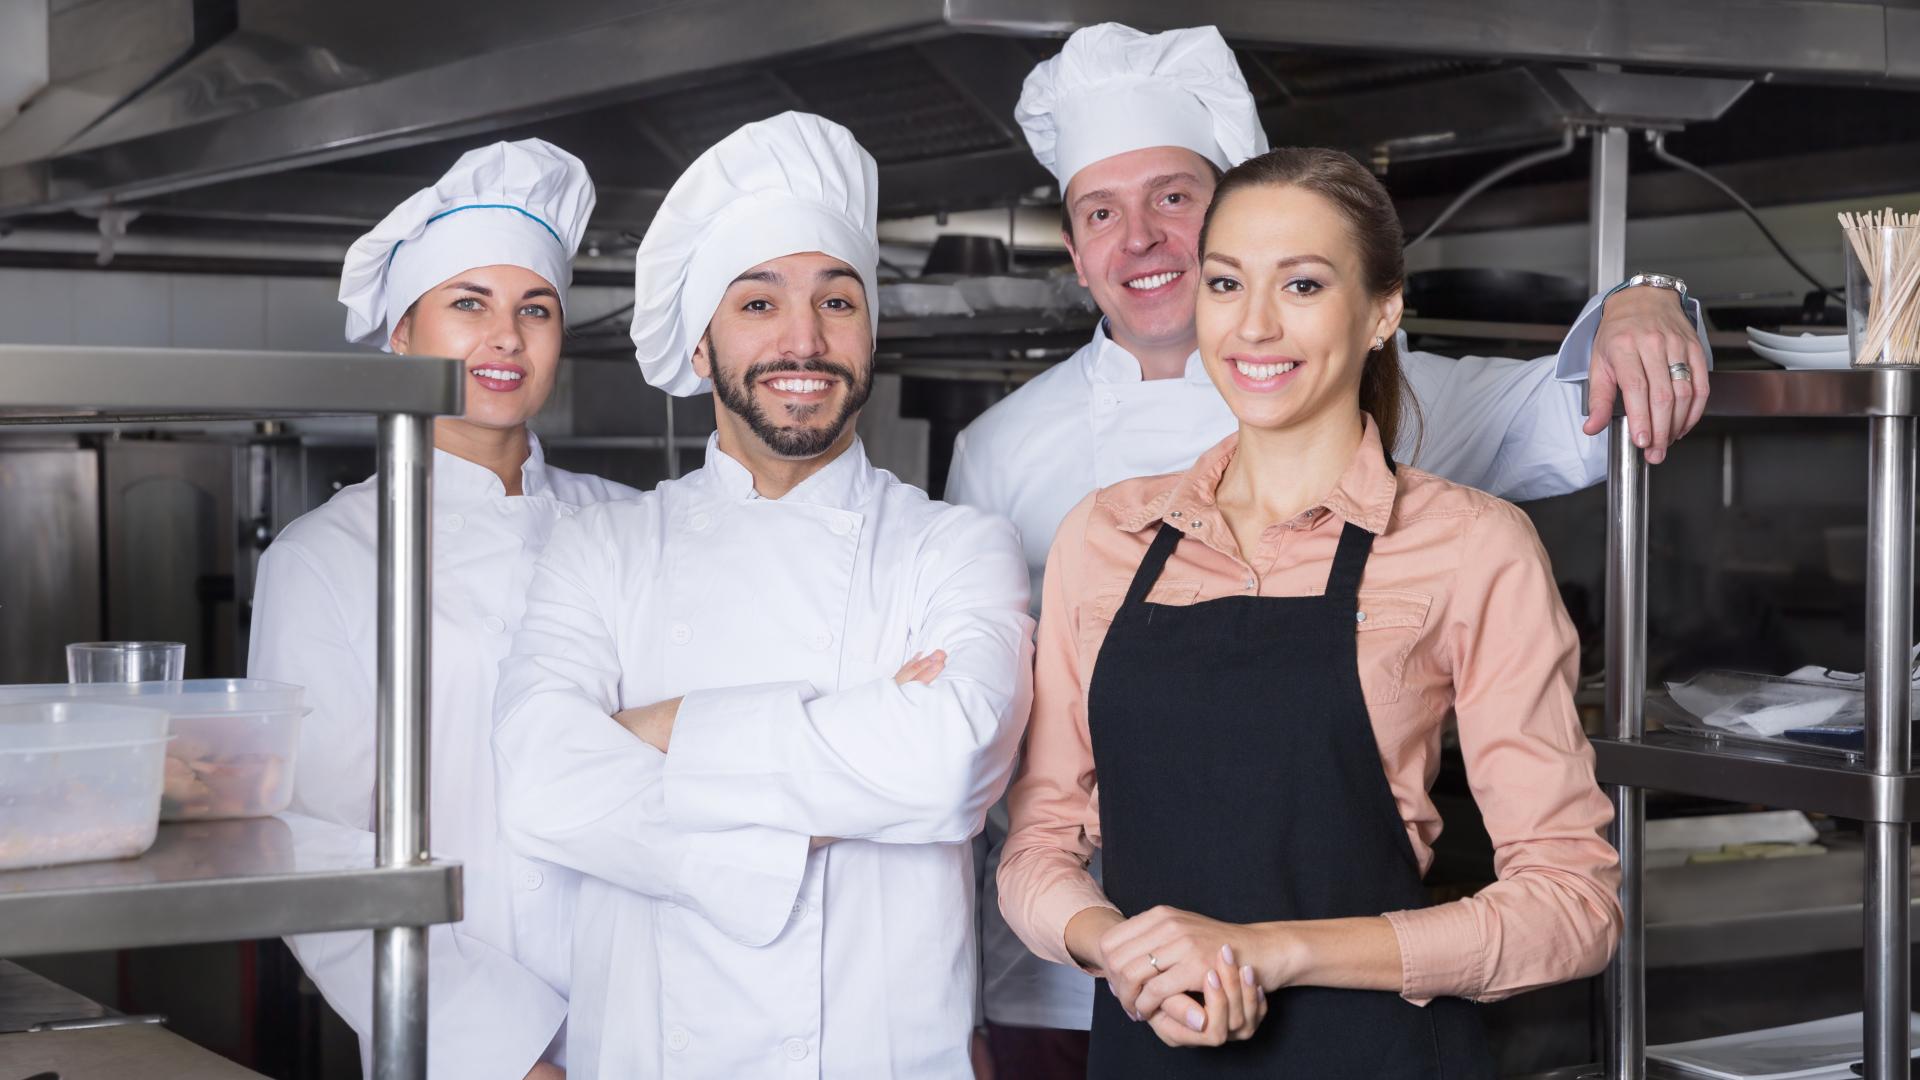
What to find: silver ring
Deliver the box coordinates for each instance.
[1669,362,1692,382]
[1147,953,1163,973]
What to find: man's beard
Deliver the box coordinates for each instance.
[710,339,873,459]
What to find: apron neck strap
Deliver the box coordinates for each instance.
[1323,520,1375,602]
[1122,523,1186,609]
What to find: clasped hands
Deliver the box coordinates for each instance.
[1070,905,1283,1048]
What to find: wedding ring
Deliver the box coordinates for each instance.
[1669,362,1692,381]
[1147,953,1163,973]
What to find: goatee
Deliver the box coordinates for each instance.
[710,340,872,459]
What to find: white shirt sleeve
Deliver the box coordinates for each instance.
[250,540,565,1080]
[492,512,813,947]
[1400,290,1712,503]
[664,508,1035,846]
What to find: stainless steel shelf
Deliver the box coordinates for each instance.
[1702,367,1920,418]
[1594,730,1920,823]
[1,344,464,421]
[0,819,460,958]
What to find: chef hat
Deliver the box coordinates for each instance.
[1015,23,1268,191]
[338,139,596,349]
[629,111,879,396]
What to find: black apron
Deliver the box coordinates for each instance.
[1084,493,1495,1079]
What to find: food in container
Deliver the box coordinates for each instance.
[0,702,171,870]
[0,679,306,822]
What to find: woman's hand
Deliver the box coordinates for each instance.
[1098,906,1296,1024]
[895,650,947,685]
[1145,942,1267,1048]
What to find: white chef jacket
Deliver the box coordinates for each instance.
[249,434,639,1080]
[953,298,1712,1030]
[492,435,1034,1080]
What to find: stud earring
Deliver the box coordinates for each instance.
[1370,336,1385,352]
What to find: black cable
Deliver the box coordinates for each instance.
[1404,129,1577,250]
[568,300,635,333]
[1649,132,1843,304]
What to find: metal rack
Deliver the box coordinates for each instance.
[0,343,466,1080]
[1597,367,1920,1080]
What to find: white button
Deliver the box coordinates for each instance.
[667,1026,690,1053]
[828,515,853,536]
[670,623,693,645]
[783,1038,808,1061]
[1244,578,1257,591]
[810,630,833,652]
[482,615,506,635]
[520,868,544,890]
[1356,611,1367,623]
[1099,394,1118,410]
[442,513,464,532]
[791,900,805,915]
[688,511,711,531]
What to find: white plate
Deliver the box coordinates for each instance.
[1750,341,1854,369]
[1745,326,1849,353]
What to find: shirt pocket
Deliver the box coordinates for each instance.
[1081,579,1202,636]
[1353,588,1433,705]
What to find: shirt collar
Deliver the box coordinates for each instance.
[433,431,555,502]
[1105,414,1398,536]
[1080,319,1213,387]
[702,432,877,509]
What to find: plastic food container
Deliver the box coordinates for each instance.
[0,679,306,822]
[0,702,172,870]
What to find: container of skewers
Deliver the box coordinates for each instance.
[1842,208,1920,366]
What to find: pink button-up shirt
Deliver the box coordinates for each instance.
[997,418,1621,1004]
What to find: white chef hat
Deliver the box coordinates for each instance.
[1015,23,1268,190]
[629,111,879,397]
[338,138,596,349]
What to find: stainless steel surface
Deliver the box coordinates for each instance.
[1,345,465,420]
[1594,729,1920,822]
[1866,414,1915,1079]
[0,0,954,216]
[950,0,1906,81]
[1604,414,1648,1080]
[0,445,100,683]
[1588,124,1628,295]
[0,819,460,957]
[1543,69,1752,130]
[0,1017,268,1079]
[372,412,433,1080]
[1693,368,1920,418]
[0,961,110,1034]
[102,440,239,678]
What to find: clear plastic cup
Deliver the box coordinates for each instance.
[66,641,186,684]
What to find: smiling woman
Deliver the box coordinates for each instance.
[997,147,1622,1079]
[248,139,639,1080]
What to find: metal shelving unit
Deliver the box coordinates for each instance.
[0,343,465,1080]
[1596,367,1920,1080]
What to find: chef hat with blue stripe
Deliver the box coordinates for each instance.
[338,138,596,349]
[1016,23,1268,190]
[629,111,879,397]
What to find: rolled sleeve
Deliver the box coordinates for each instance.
[1554,290,1712,382]
[1383,501,1621,1004]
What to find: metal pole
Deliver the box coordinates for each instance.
[373,412,433,1080]
[1590,121,1646,1080]
[663,392,681,480]
[1865,406,1914,1080]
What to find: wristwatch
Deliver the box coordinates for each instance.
[1606,272,1695,326]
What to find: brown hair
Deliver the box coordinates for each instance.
[1196,147,1416,458]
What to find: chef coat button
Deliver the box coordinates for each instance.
[828,515,853,536]
[521,868,544,890]
[688,511,711,531]
[483,615,506,635]
[442,513,463,532]
[667,1026,690,1052]
[670,623,693,645]
[1356,610,1367,623]
[810,630,833,651]
[791,900,805,915]
[1098,394,1117,410]
[783,1038,809,1061]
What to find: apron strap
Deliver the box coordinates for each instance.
[1323,521,1376,603]
[1120,522,1186,610]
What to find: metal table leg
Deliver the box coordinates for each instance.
[1865,407,1914,1080]
[373,413,433,1080]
